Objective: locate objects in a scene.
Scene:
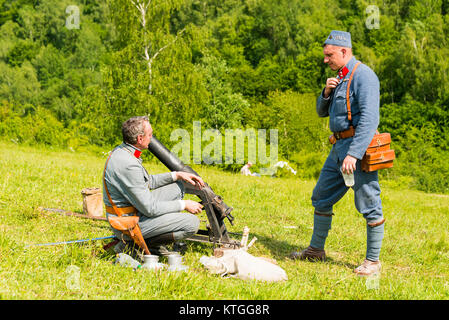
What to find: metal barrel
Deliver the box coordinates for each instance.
[148,136,234,224]
[148,136,199,176]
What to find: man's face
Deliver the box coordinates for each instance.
[323,45,347,71]
[136,121,153,149]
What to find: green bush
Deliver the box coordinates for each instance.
[289,151,325,180]
[392,126,449,194]
[0,103,69,147]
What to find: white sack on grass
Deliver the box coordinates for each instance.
[200,249,288,282]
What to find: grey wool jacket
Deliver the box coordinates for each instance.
[103,143,183,217]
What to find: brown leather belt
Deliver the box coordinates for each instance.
[328,126,355,145]
[105,205,137,215]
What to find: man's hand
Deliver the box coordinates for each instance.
[342,155,357,174]
[175,171,205,189]
[184,199,203,214]
[324,77,340,98]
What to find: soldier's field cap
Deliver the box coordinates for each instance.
[324,30,352,48]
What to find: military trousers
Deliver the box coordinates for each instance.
[111,181,200,241]
[311,149,383,223]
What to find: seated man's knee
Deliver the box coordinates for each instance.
[185,214,200,235]
[173,214,200,240]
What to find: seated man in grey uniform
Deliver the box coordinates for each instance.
[103,116,205,255]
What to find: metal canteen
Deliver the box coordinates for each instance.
[167,253,188,272]
[142,254,163,271]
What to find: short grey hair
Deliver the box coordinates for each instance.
[122,116,149,145]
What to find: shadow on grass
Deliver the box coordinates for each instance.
[96,230,358,270]
[184,233,359,270]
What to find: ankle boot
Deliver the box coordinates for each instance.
[290,245,326,261]
[145,233,177,256]
[354,259,381,276]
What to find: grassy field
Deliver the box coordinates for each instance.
[0,140,448,300]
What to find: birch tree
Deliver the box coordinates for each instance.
[130,0,185,94]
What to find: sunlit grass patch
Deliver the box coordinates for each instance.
[0,140,448,299]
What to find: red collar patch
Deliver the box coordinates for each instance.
[133,150,142,158]
[338,66,349,80]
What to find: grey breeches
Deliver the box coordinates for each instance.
[112,181,200,241]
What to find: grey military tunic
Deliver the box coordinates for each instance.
[103,143,199,240]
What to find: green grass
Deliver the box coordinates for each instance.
[0,140,448,299]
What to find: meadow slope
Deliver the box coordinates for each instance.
[0,140,448,299]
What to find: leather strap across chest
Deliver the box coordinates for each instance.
[103,148,146,217]
[103,147,151,255]
[329,61,361,143]
[345,61,361,123]
[103,150,121,216]
[103,148,137,216]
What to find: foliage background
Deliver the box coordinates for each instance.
[0,0,448,193]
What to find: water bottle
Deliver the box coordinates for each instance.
[340,166,355,187]
[240,226,250,247]
[114,253,141,270]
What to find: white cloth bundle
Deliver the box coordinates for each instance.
[200,249,288,282]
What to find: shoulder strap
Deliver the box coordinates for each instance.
[103,149,121,217]
[346,62,361,123]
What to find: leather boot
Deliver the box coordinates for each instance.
[290,245,326,261]
[145,232,177,256]
[173,242,187,254]
[114,240,144,261]
[354,259,381,276]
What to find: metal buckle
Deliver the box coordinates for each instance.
[334,132,341,140]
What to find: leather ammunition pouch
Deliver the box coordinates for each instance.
[108,216,139,233]
[106,206,139,233]
[361,133,395,172]
[328,61,395,172]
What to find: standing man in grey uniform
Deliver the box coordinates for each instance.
[103,116,205,255]
[290,31,386,276]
